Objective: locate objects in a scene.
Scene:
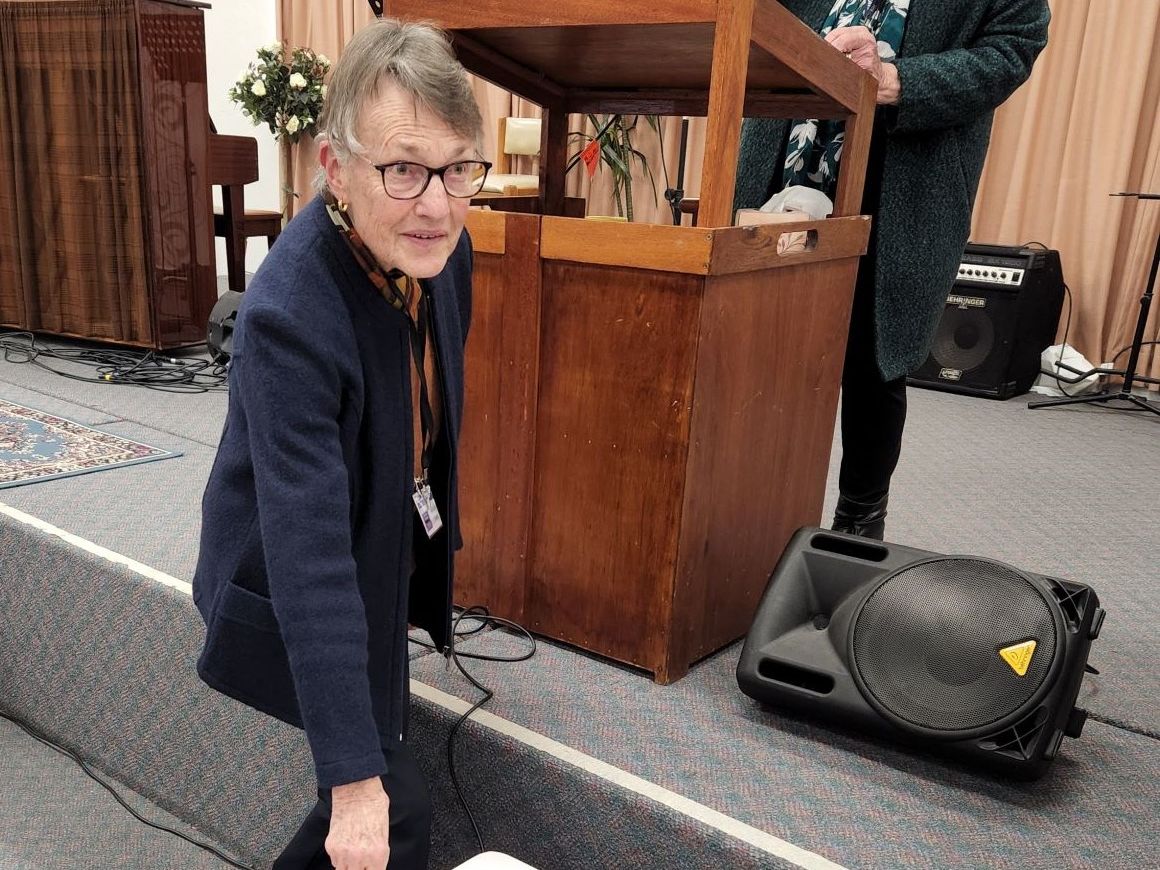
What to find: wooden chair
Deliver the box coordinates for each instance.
[478,116,541,196]
[208,118,282,292]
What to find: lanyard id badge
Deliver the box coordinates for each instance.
[406,287,443,539]
[412,475,443,538]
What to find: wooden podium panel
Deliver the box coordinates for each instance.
[459,213,870,681]
[527,260,703,673]
[457,211,542,621]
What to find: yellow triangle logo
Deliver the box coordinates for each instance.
[999,640,1037,676]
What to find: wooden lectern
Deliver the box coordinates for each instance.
[386,0,876,682]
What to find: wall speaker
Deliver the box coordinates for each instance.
[909,243,1065,399]
[737,528,1104,778]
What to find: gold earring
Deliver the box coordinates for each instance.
[337,200,349,213]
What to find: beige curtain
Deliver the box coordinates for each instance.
[972,0,1160,388]
[281,3,1160,385]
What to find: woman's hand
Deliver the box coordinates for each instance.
[327,776,391,870]
[826,26,901,105]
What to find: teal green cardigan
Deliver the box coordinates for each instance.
[734,0,1050,380]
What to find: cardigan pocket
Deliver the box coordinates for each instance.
[198,579,303,727]
[216,579,280,632]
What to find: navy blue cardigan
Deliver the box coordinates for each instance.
[193,196,471,789]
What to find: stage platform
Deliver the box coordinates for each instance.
[0,340,1157,869]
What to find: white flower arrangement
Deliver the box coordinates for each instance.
[228,41,331,144]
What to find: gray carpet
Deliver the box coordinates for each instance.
[1,342,1158,868]
[0,515,318,868]
[0,382,216,580]
[412,628,1159,869]
[1,511,794,870]
[0,716,237,869]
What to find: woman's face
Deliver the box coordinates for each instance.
[322,82,474,278]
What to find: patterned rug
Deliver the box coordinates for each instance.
[0,400,179,489]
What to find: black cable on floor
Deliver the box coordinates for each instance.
[1086,711,1160,742]
[0,709,256,869]
[0,331,228,394]
[411,605,537,852]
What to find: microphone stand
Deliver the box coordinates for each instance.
[663,117,690,226]
[1028,192,1159,416]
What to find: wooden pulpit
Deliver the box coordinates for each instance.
[386,0,876,682]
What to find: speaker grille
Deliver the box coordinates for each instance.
[931,306,995,372]
[850,558,1059,735]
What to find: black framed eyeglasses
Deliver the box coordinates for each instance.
[364,158,492,200]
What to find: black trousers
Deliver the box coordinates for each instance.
[274,741,432,870]
[837,256,908,503]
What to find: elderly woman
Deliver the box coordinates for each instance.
[736,0,1049,539]
[192,20,487,870]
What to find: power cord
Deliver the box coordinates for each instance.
[411,605,537,852]
[1108,339,1160,368]
[1047,281,1077,396]
[0,331,228,393]
[1022,242,1160,397]
[1020,242,1079,397]
[0,709,255,869]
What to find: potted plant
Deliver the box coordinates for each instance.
[570,114,662,222]
[228,42,331,223]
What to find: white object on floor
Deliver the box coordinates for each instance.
[452,852,539,870]
[1031,343,1100,396]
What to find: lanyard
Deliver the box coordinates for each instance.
[326,198,437,482]
[392,275,436,483]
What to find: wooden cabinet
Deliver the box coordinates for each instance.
[460,211,869,682]
[0,0,215,349]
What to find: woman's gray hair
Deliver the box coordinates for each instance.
[313,19,483,195]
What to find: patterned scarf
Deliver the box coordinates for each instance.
[324,197,413,312]
[782,0,909,199]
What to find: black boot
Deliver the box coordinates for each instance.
[832,493,888,540]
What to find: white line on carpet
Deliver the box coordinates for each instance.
[0,501,192,595]
[0,501,848,870]
[411,680,848,870]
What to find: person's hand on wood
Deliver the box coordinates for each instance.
[826,25,901,105]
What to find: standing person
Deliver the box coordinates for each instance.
[735,0,1049,538]
[193,20,489,869]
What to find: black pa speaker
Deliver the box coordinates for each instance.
[207,290,243,364]
[737,528,1104,778]
[909,243,1065,399]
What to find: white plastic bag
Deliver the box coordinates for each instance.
[1031,344,1100,396]
[759,184,835,220]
